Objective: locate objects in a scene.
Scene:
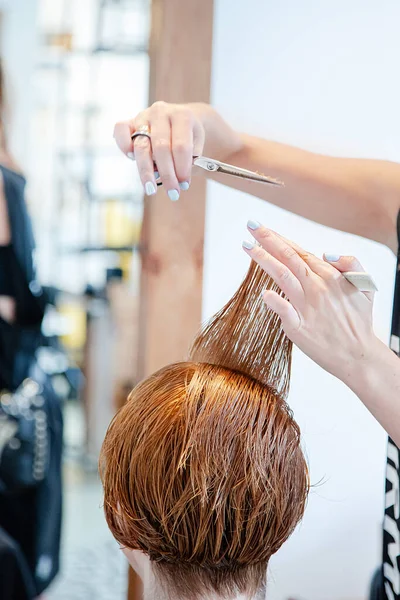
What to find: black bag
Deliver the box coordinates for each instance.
[0,363,50,492]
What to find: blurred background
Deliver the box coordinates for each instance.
[0,1,150,598]
[0,1,399,599]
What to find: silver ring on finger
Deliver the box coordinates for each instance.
[131,124,151,141]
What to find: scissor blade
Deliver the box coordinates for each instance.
[193,156,284,187]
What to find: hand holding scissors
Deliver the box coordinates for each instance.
[131,126,284,191]
[117,119,377,294]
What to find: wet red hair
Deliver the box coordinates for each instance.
[100,260,309,599]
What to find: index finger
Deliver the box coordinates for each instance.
[247,222,316,290]
[113,120,135,156]
[275,232,335,278]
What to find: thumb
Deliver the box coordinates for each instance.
[323,254,365,273]
[262,290,301,333]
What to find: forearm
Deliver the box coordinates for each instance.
[230,136,398,247]
[345,339,400,446]
[194,103,400,250]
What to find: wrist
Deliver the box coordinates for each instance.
[188,103,243,160]
[343,337,393,393]
[187,102,216,135]
[340,336,400,444]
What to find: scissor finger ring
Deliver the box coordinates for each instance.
[131,124,151,141]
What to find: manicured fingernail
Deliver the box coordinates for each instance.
[179,181,190,191]
[247,219,261,230]
[242,240,255,250]
[325,254,341,262]
[145,182,156,196]
[127,152,135,160]
[168,189,180,201]
[154,170,160,179]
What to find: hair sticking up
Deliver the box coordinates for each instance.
[190,258,292,397]
[100,257,308,600]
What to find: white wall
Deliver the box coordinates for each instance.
[206,1,400,599]
[0,0,38,167]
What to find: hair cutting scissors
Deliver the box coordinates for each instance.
[130,129,284,187]
[154,156,284,187]
[147,147,377,292]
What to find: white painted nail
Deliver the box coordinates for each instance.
[154,170,160,179]
[168,189,180,201]
[242,240,255,250]
[145,182,156,196]
[247,219,261,230]
[127,152,135,160]
[179,181,190,191]
[325,254,341,262]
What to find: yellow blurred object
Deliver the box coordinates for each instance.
[118,252,133,280]
[104,200,141,247]
[58,303,87,350]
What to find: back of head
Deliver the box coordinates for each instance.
[100,261,309,600]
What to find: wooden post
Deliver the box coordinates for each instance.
[128,1,214,598]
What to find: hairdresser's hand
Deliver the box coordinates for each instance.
[243,221,400,445]
[242,221,378,384]
[113,102,242,200]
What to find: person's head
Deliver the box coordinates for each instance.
[100,261,309,600]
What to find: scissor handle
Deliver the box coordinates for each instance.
[153,157,199,186]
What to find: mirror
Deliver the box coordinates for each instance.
[0,1,399,599]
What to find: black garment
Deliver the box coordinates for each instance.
[0,166,46,392]
[0,245,16,295]
[0,164,62,597]
[0,526,36,600]
[0,167,39,290]
[381,211,400,599]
